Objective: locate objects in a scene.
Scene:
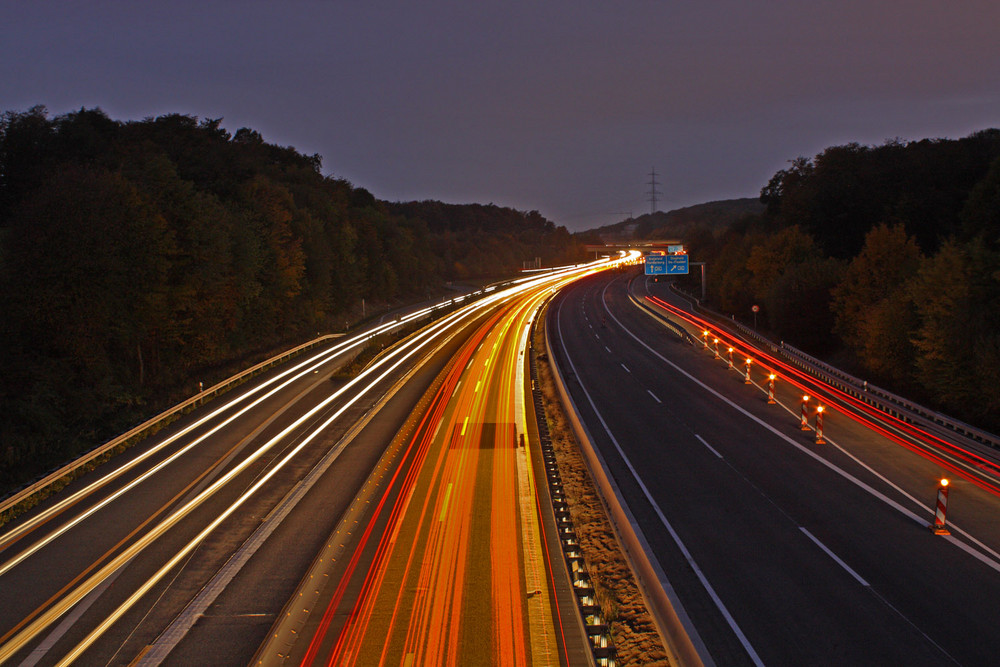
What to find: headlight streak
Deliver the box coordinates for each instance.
[53,305,492,666]
[2,296,482,663]
[0,273,580,560]
[0,288,512,662]
[317,269,599,665]
[2,258,622,665]
[0,313,425,571]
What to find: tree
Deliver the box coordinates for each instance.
[744,225,819,301]
[831,223,922,384]
[0,105,56,221]
[910,240,1000,423]
[765,257,844,353]
[961,155,1000,248]
[1,166,172,479]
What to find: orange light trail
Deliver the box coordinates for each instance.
[306,299,538,664]
[290,256,635,665]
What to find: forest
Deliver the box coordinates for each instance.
[0,106,585,489]
[670,129,1000,431]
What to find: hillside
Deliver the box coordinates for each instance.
[684,130,1000,431]
[581,198,764,242]
[0,106,584,489]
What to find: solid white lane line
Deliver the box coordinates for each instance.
[602,284,928,527]
[942,533,1000,576]
[799,528,869,587]
[557,299,764,667]
[611,283,1000,569]
[695,435,723,459]
[647,390,662,404]
[20,566,126,667]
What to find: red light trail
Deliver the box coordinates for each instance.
[645,294,1000,497]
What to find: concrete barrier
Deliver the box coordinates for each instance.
[544,308,710,667]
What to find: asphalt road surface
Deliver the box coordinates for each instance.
[548,268,1000,667]
[0,263,614,666]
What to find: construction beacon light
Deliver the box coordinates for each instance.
[801,395,810,430]
[745,358,753,385]
[713,338,720,359]
[728,347,734,369]
[815,406,826,444]
[702,330,710,348]
[767,374,777,404]
[931,478,951,535]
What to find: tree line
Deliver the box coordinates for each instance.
[0,106,584,489]
[670,130,1000,430]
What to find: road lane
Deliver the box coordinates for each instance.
[0,256,631,665]
[260,262,629,666]
[549,269,1000,666]
[0,291,529,664]
[287,289,557,664]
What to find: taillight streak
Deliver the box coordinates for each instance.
[644,294,1000,496]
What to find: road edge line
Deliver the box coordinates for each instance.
[545,295,710,667]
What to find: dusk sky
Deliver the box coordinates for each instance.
[4,1,1000,231]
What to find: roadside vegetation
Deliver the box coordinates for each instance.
[0,106,586,491]
[620,131,1000,432]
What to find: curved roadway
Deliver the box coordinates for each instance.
[548,269,1000,666]
[0,261,620,666]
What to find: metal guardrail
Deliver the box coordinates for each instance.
[0,280,517,524]
[0,333,345,521]
[779,342,1000,451]
[664,283,1000,453]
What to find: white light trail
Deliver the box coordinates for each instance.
[1,256,622,664]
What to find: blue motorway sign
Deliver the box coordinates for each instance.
[644,254,667,275]
[666,254,689,274]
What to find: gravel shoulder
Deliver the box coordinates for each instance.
[533,313,670,666]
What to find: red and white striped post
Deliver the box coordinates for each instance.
[702,330,710,349]
[728,347,734,369]
[767,374,777,404]
[930,479,951,535]
[744,358,753,384]
[815,406,826,444]
[713,338,720,359]
[800,395,810,430]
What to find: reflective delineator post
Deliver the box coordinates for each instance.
[744,358,753,385]
[800,395,810,430]
[702,330,710,349]
[767,374,776,404]
[930,479,951,535]
[713,338,720,359]
[728,347,734,369]
[815,406,826,444]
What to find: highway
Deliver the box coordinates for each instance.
[547,268,1000,666]
[0,295,484,665]
[261,272,577,665]
[0,260,624,666]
